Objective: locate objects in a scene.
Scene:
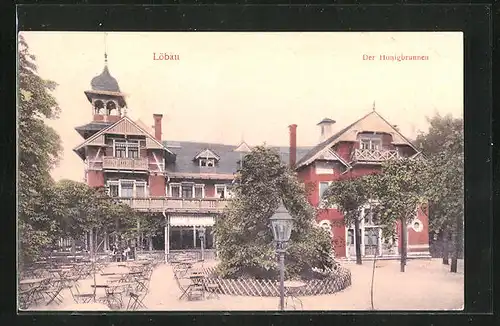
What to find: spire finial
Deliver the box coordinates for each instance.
[104,32,108,65]
[372,101,376,111]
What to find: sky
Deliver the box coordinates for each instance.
[20,32,464,182]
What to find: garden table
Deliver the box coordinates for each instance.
[283,281,306,310]
[20,278,47,287]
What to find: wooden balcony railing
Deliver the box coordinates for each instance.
[351,149,399,162]
[117,197,229,212]
[102,156,149,170]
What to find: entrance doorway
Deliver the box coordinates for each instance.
[169,226,214,250]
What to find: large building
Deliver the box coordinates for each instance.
[74,59,430,260]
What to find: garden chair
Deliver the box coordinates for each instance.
[18,287,36,309]
[126,279,149,311]
[103,283,131,309]
[43,278,65,305]
[69,283,96,304]
[204,281,220,299]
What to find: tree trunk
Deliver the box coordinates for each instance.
[400,218,407,272]
[104,230,108,251]
[354,218,362,265]
[149,236,153,251]
[136,219,140,251]
[89,228,94,257]
[442,229,449,265]
[450,217,461,273]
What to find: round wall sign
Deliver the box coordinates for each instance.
[412,219,423,232]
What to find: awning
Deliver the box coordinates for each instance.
[169,215,215,227]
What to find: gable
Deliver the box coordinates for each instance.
[334,111,412,145]
[295,110,417,169]
[194,148,220,161]
[234,141,252,152]
[73,116,172,154]
[106,118,146,136]
[317,148,341,161]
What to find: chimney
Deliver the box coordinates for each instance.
[153,114,163,141]
[289,124,297,169]
[317,118,336,142]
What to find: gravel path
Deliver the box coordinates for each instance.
[30,258,463,311]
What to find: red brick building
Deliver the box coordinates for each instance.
[74,60,430,260]
[291,112,430,259]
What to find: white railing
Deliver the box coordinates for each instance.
[117,197,229,212]
[351,149,399,162]
[102,156,149,170]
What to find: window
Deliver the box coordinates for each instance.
[347,229,354,246]
[182,184,193,198]
[170,184,181,198]
[360,138,382,150]
[135,183,146,197]
[319,182,331,199]
[200,158,215,167]
[194,185,204,198]
[120,181,134,197]
[364,229,379,246]
[364,208,374,225]
[215,185,226,199]
[113,139,140,158]
[128,147,139,158]
[115,145,126,158]
[108,183,119,197]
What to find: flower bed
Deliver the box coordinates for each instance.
[202,264,352,297]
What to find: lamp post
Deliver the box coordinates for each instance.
[269,199,294,311]
[198,227,206,262]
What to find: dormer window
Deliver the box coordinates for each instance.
[194,148,220,168]
[200,158,215,167]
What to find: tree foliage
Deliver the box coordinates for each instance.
[322,174,377,264]
[415,114,464,272]
[18,34,63,264]
[214,146,335,280]
[371,158,429,272]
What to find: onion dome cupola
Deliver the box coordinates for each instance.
[84,53,127,123]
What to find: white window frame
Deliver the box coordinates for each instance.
[318,181,338,209]
[359,138,382,150]
[169,183,181,198]
[107,180,120,197]
[194,184,205,199]
[107,179,148,198]
[215,184,227,198]
[113,139,140,158]
[199,158,216,167]
[180,182,195,198]
[134,181,147,198]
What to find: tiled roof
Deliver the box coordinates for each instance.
[295,110,419,169]
[91,65,121,92]
[163,140,312,176]
[295,122,357,168]
[74,122,113,138]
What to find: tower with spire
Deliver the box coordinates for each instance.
[83,46,127,125]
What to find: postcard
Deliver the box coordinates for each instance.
[18,31,464,311]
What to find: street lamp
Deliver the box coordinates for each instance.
[269,199,294,311]
[198,227,206,263]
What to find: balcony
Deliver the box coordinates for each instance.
[102,156,149,171]
[117,197,229,213]
[351,149,399,163]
